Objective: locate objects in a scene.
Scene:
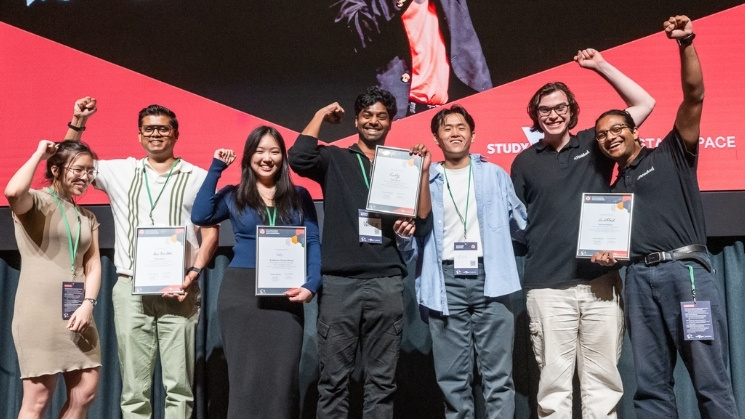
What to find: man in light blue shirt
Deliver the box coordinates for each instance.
[401,105,526,418]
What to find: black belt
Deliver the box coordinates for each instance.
[631,244,711,272]
[442,257,484,266]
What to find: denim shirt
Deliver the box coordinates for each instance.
[414,155,527,315]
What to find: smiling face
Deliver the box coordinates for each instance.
[52,153,96,198]
[536,90,572,141]
[355,102,392,144]
[434,113,475,163]
[250,133,283,182]
[138,115,179,158]
[595,114,641,166]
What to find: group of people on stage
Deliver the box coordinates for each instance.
[5,15,739,419]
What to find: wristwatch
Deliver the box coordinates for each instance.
[677,33,695,47]
[84,297,97,307]
[187,266,202,277]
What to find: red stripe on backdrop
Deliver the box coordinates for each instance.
[1,5,743,205]
[0,23,316,204]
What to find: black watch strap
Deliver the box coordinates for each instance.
[677,33,695,47]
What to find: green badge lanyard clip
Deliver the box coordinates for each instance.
[50,187,81,280]
[686,264,696,303]
[142,158,180,225]
[443,162,472,241]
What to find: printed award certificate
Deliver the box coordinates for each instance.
[366,146,422,216]
[576,193,634,259]
[256,226,307,296]
[132,226,187,294]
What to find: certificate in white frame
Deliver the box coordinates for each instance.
[255,225,307,296]
[576,193,634,260]
[132,226,187,295]
[365,145,423,217]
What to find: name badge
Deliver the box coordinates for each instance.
[359,209,382,244]
[681,300,714,340]
[454,242,478,276]
[62,281,85,320]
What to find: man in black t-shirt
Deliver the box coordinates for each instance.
[591,15,739,418]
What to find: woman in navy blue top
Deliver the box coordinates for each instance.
[192,126,321,419]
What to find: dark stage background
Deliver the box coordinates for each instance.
[1,0,743,139]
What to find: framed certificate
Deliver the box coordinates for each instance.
[576,193,634,259]
[256,226,307,296]
[132,226,187,294]
[366,145,423,216]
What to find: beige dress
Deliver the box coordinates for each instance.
[11,189,101,378]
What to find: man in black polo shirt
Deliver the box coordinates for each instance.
[591,15,739,418]
[511,49,655,417]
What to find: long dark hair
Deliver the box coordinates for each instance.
[233,126,302,224]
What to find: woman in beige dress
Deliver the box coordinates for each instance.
[4,139,102,419]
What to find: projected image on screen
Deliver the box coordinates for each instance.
[1,1,745,205]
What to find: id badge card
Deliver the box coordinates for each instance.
[62,281,85,320]
[359,209,382,244]
[454,242,478,276]
[681,300,714,340]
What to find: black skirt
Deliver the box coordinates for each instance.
[218,267,305,419]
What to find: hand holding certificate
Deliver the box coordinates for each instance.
[366,146,423,216]
[576,193,634,259]
[256,226,307,296]
[133,226,187,294]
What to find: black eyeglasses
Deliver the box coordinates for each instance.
[140,125,173,136]
[596,124,629,142]
[537,103,569,117]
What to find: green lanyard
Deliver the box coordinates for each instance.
[355,154,371,190]
[142,158,180,225]
[443,162,472,240]
[49,187,81,280]
[265,206,277,226]
[686,265,697,303]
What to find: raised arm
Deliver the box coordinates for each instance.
[575,49,656,127]
[288,103,344,182]
[666,15,703,153]
[191,150,235,226]
[332,0,403,50]
[64,97,97,141]
[300,102,345,139]
[5,140,58,215]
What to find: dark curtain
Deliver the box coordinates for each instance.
[1,239,744,418]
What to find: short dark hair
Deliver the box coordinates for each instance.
[594,109,636,132]
[138,104,179,131]
[527,82,579,132]
[430,104,475,134]
[46,140,97,182]
[354,86,397,119]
